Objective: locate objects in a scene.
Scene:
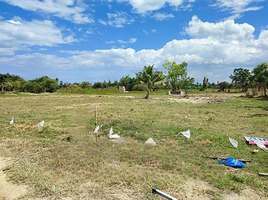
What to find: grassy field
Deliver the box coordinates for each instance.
[0,92,267,199]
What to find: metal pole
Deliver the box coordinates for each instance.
[152,187,179,200]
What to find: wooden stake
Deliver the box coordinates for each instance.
[94,104,98,143]
[94,104,97,127]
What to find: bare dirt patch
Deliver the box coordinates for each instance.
[0,157,28,200]
[166,93,244,104]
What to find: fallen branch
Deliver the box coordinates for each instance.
[204,156,251,163]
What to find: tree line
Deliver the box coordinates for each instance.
[0,74,56,93]
[1,61,267,98]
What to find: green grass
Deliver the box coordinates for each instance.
[0,93,267,199]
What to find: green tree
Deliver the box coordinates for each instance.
[202,77,208,91]
[12,80,24,92]
[0,82,5,93]
[93,82,103,89]
[102,81,108,88]
[22,81,43,93]
[218,81,230,92]
[184,77,195,91]
[80,81,92,89]
[249,62,268,96]
[21,76,58,93]
[136,64,164,99]
[119,75,139,91]
[108,80,112,87]
[40,77,59,92]
[0,73,24,93]
[162,61,189,93]
[112,80,119,87]
[230,68,250,92]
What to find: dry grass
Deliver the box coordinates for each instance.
[0,92,267,199]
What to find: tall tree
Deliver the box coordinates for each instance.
[230,68,250,92]
[202,77,208,91]
[249,62,268,96]
[136,65,164,99]
[162,60,188,93]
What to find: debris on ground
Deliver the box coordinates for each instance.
[229,137,238,148]
[178,130,190,138]
[244,136,268,153]
[251,149,259,154]
[218,157,245,168]
[258,173,268,176]
[204,156,251,163]
[145,138,156,146]
[38,120,45,129]
[244,136,268,146]
[108,127,121,139]
[9,117,14,125]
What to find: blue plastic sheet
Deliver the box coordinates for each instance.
[218,157,245,168]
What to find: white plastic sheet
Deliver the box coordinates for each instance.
[38,120,45,129]
[94,125,100,133]
[108,127,120,139]
[229,137,238,148]
[251,138,267,149]
[10,117,14,125]
[178,130,190,138]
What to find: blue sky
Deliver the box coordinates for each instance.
[0,0,267,84]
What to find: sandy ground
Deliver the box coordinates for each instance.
[165,93,245,104]
[0,157,28,200]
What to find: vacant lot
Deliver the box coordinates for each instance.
[0,92,267,199]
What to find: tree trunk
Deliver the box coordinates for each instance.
[144,90,149,99]
[145,82,151,99]
[172,86,177,94]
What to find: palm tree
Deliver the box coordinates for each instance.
[0,82,13,93]
[136,65,164,99]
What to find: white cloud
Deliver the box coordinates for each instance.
[105,38,137,47]
[185,16,255,41]
[142,29,157,35]
[258,30,268,48]
[118,0,195,13]
[86,30,94,35]
[0,0,94,24]
[106,40,115,44]
[1,16,267,83]
[152,12,175,21]
[6,19,22,25]
[118,38,137,44]
[213,0,264,18]
[104,11,135,27]
[0,18,76,55]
